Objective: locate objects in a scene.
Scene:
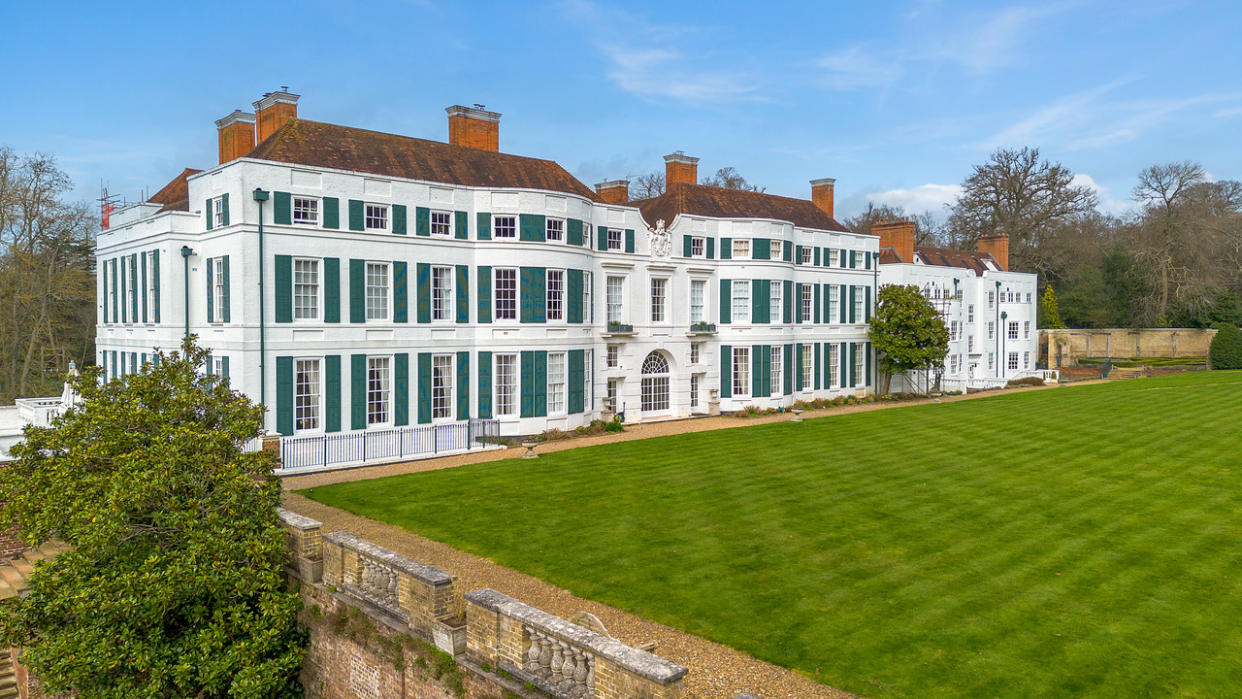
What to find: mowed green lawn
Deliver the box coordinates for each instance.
[302,372,1242,697]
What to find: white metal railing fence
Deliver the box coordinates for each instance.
[277,419,500,472]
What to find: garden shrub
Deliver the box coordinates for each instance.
[1209,323,1242,369]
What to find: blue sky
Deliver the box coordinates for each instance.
[2,0,1239,221]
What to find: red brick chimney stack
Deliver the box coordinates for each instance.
[252,90,300,144]
[978,231,1010,271]
[810,178,836,219]
[215,110,255,164]
[874,219,916,264]
[446,105,502,152]
[664,152,699,187]
[595,180,629,204]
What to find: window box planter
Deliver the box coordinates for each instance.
[604,322,635,337]
[687,322,717,335]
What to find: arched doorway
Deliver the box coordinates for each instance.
[640,351,671,415]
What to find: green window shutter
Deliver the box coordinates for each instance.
[784,344,794,395]
[849,343,857,386]
[222,192,231,226]
[324,258,341,323]
[101,260,108,323]
[323,197,340,229]
[456,351,470,419]
[477,352,492,419]
[393,261,408,323]
[683,235,693,258]
[839,285,847,323]
[567,218,583,246]
[520,351,536,417]
[814,247,821,266]
[866,342,873,389]
[456,265,469,323]
[763,345,773,396]
[752,345,763,397]
[276,356,293,435]
[597,226,607,250]
[222,256,231,322]
[850,250,857,268]
[476,266,492,324]
[130,255,139,321]
[568,349,585,414]
[815,343,822,390]
[205,198,213,230]
[392,204,406,234]
[720,345,732,398]
[455,211,469,239]
[476,212,491,240]
[850,286,857,324]
[814,283,821,324]
[152,250,160,323]
[350,354,366,430]
[520,214,545,242]
[140,251,147,322]
[783,243,793,262]
[417,353,432,424]
[753,238,770,260]
[795,345,803,391]
[794,245,803,266]
[206,257,214,323]
[753,279,769,324]
[707,238,715,259]
[520,267,546,323]
[719,279,731,324]
[395,353,409,425]
[625,229,635,253]
[325,355,341,433]
[534,352,547,417]
[416,263,431,323]
[349,259,365,323]
[783,280,793,324]
[720,238,732,259]
[348,199,365,231]
[865,286,872,322]
[416,206,430,236]
[274,255,292,323]
[274,191,291,224]
[567,269,583,324]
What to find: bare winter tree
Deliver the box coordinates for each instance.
[845,202,946,247]
[947,147,1098,275]
[700,167,764,192]
[628,171,665,200]
[0,148,96,402]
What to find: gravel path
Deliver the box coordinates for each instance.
[282,381,1091,698]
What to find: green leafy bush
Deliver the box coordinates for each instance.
[1209,323,1242,369]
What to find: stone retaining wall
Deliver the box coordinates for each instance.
[1042,328,1216,367]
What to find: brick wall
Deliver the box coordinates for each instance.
[1043,328,1217,367]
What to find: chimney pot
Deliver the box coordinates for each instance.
[215,110,256,164]
[810,177,836,220]
[252,90,299,144]
[664,152,699,187]
[595,179,629,204]
[446,105,501,151]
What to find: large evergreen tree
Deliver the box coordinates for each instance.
[0,339,305,698]
[869,284,950,395]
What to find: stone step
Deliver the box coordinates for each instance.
[18,548,46,567]
[0,579,16,601]
[0,566,21,588]
[8,559,31,579]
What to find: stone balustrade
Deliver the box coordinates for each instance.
[276,508,323,582]
[465,588,687,699]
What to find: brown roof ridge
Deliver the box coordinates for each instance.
[147,167,202,213]
[633,180,852,232]
[245,118,596,199]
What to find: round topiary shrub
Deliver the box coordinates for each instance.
[1209,323,1242,369]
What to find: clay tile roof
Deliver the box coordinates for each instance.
[147,168,202,213]
[914,246,999,275]
[245,119,595,198]
[631,182,851,232]
[879,246,906,264]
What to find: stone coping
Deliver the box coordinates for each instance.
[324,530,455,587]
[466,588,688,685]
[276,507,321,531]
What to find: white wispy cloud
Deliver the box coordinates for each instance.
[1070,173,1133,216]
[562,0,764,104]
[867,183,964,214]
[816,46,903,91]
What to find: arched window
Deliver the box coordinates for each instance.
[640,352,671,413]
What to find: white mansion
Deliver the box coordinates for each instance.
[94,92,883,445]
[875,220,1039,393]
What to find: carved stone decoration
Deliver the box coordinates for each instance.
[648,219,671,258]
[570,611,611,637]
